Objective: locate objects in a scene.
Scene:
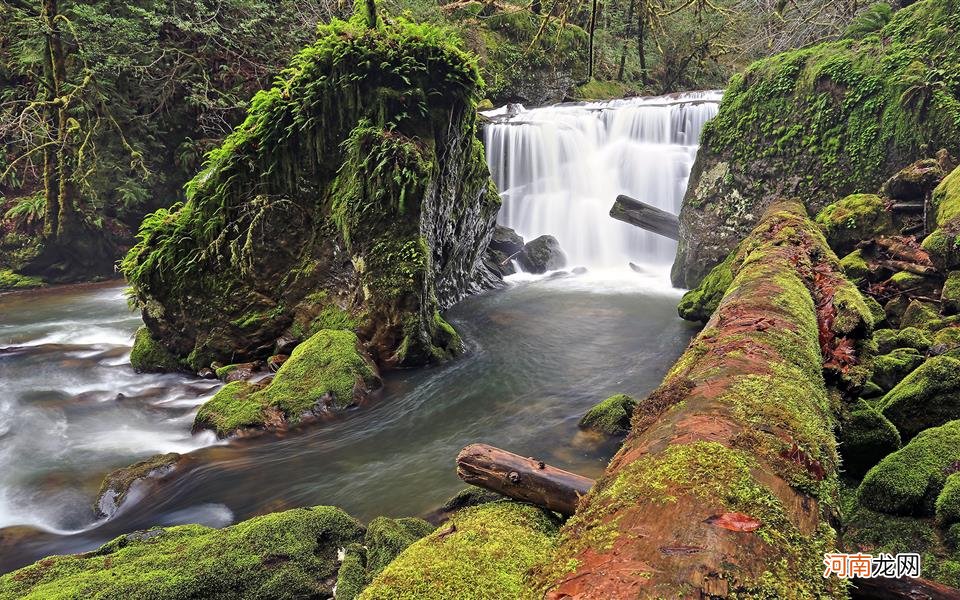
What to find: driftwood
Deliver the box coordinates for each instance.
[609,195,680,240]
[851,576,960,600]
[456,443,595,516]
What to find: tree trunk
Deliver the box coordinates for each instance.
[538,201,873,598]
[637,12,647,84]
[40,0,60,240]
[587,0,598,80]
[617,0,635,81]
[456,444,594,516]
[609,194,679,240]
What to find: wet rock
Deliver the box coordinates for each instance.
[517,235,566,274]
[882,158,946,202]
[266,354,288,372]
[95,453,181,519]
[578,393,637,436]
[198,368,217,380]
[488,225,524,256]
[129,326,180,374]
[572,266,587,275]
[215,362,259,382]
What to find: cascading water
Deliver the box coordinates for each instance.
[484,91,721,269]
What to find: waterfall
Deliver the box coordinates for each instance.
[483,91,721,270]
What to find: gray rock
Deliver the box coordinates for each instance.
[517,235,567,274]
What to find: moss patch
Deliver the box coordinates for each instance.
[878,356,960,441]
[858,420,960,516]
[129,326,181,373]
[578,393,637,435]
[0,506,363,599]
[871,347,925,391]
[361,501,558,599]
[839,249,870,281]
[677,246,739,322]
[874,326,932,354]
[943,271,960,315]
[815,194,895,255]
[364,517,435,578]
[840,400,901,478]
[0,269,44,291]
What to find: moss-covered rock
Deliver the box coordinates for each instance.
[215,362,259,382]
[129,326,180,373]
[516,235,566,274]
[194,330,382,437]
[672,0,960,287]
[937,474,960,527]
[677,245,739,322]
[871,347,925,391]
[0,269,44,291]
[360,501,557,599]
[815,194,896,255]
[932,327,960,356]
[878,356,960,441]
[864,294,887,327]
[858,420,960,516]
[94,453,181,519]
[122,14,500,372]
[0,505,363,599]
[839,248,871,281]
[577,393,637,436]
[364,517,434,578]
[943,271,960,315]
[901,299,941,329]
[334,543,368,600]
[841,400,901,478]
[873,326,932,354]
[922,166,960,270]
[882,157,947,201]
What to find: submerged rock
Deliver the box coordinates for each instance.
[121,16,500,373]
[194,329,382,438]
[578,393,637,435]
[94,452,182,519]
[517,235,566,274]
[0,505,363,599]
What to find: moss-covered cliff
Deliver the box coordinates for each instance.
[673,0,960,288]
[121,14,500,372]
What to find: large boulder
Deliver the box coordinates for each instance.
[878,355,960,441]
[121,16,500,372]
[881,158,946,201]
[814,194,896,255]
[517,235,566,274]
[672,0,960,287]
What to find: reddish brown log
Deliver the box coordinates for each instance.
[851,576,960,600]
[877,260,938,276]
[456,444,595,516]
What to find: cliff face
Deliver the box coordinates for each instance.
[122,16,501,371]
[672,0,960,288]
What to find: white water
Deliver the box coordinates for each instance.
[484,91,721,269]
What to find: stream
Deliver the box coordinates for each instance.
[0,92,717,574]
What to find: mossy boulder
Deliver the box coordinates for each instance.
[873,326,932,354]
[839,248,870,281]
[517,235,566,274]
[129,326,180,373]
[0,269,43,291]
[871,347,925,391]
[932,327,960,356]
[863,294,887,327]
[943,271,960,315]
[858,420,960,516]
[936,474,960,527]
[122,15,500,372]
[672,0,960,287]
[882,158,946,201]
[94,453,181,519]
[334,543,368,600]
[901,299,941,329]
[578,393,637,436]
[878,356,960,441]
[922,166,960,270]
[815,194,896,255]
[841,400,901,478]
[678,246,738,322]
[0,505,363,599]
[194,330,382,437]
[360,501,558,599]
[363,517,435,578]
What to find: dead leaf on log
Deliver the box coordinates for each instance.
[704,512,762,532]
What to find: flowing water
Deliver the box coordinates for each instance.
[0,92,717,574]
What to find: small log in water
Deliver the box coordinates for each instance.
[850,576,960,600]
[456,443,595,516]
[609,195,680,240]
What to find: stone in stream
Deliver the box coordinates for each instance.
[488,225,524,256]
[578,393,637,436]
[94,452,182,519]
[517,235,566,274]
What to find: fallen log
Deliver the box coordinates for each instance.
[877,259,938,276]
[850,576,960,600]
[538,201,874,598]
[874,237,933,265]
[456,443,595,516]
[609,195,679,240]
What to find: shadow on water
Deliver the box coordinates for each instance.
[0,271,697,573]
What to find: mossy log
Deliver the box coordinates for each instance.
[456,443,595,516]
[539,201,873,598]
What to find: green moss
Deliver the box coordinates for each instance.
[933,327,960,355]
[94,453,181,518]
[858,419,960,516]
[576,79,635,100]
[943,271,960,315]
[361,502,558,599]
[890,270,927,289]
[364,517,434,578]
[0,269,43,291]
[840,400,901,478]
[215,363,247,380]
[839,249,870,281]
[933,166,960,227]
[0,506,363,599]
[871,347,925,391]
[937,474,960,527]
[874,326,933,354]
[901,299,941,329]
[677,247,738,322]
[924,167,960,270]
[129,326,180,373]
[863,294,887,327]
[578,393,637,435]
[193,381,265,437]
[879,356,960,441]
[335,543,368,600]
[815,194,896,254]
